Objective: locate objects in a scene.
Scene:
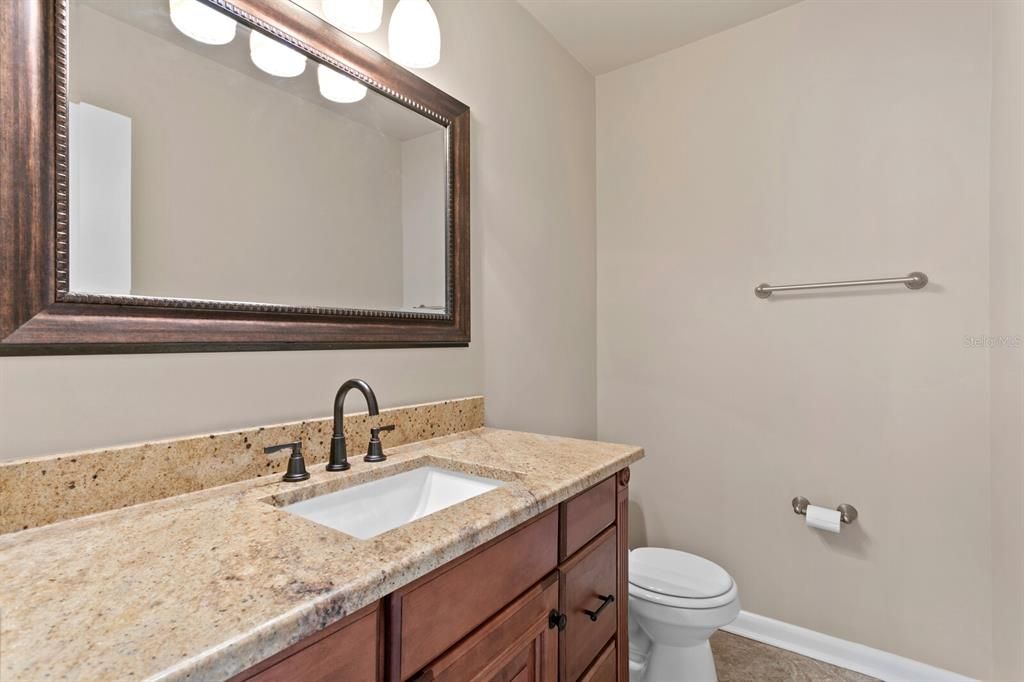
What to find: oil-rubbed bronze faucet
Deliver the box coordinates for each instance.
[264,441,309,482]
[364,424,396,463]
[328,379,379,471]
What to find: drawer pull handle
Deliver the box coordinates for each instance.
[584,594,615,622]
[548,609,567,631]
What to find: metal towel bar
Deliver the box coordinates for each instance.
[755,272,928,299]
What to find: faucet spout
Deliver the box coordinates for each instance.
[328,379,379,471]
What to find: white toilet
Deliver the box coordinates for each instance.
[628,548,740,682]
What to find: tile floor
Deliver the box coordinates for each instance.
[710,631,879,682]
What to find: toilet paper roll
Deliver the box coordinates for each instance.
[805,504,842,533]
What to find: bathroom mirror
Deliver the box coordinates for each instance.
[69,0,447,313]
[0,0,469,354]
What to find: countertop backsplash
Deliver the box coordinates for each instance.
[0,396,484,534]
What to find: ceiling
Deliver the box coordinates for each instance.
[518,0,800,75]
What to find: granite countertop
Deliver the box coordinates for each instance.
[0,427,643,681]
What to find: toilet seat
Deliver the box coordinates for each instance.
[629,580,738,609]
[629,548,738,610]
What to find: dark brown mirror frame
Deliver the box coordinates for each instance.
[0,0,469,355]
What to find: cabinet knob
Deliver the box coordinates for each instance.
[548,609,567,631]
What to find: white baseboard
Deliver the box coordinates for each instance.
[720,611,974,682]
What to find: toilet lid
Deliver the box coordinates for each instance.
[629,548,733,599]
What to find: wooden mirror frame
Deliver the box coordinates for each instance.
[0,0,469,355]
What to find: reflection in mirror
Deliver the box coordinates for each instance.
[68,0,448,314]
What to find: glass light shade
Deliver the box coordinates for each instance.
[168,0,236,45]
[317,65,367,103]
[321,0,384,34]
[249,31,306,78]
[388,0,440,69]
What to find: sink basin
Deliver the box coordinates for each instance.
[281,466,504,539]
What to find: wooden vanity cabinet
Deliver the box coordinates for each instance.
[413,574,560,682]
[397,469,630,682]
[579,641,617,682]
[559,527,618,682]
[560,476,617,560]
[387,511,560,679]
[234,469,630,682]
[229,601,382,682]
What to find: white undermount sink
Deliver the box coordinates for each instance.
[281,466,504,539]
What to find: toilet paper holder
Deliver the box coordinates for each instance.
[792,496,858,524]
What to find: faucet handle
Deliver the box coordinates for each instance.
[265,441,310,482]
[264,441,301,455]
[364,424,395,463]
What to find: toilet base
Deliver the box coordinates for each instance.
[633,640,718,682]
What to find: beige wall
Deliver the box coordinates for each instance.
[597,1,996,677]
[0,0,596,460]
[334,0,598,439]
[989,1,1024,679]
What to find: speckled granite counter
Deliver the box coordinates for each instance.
[1,396,485,534]
[0,428,642,681]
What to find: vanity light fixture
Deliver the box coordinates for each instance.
[321,0,384,34]
[317,65,368,103]
[168,0,236,45]
[388,0,441,69]
[249,30,306,77]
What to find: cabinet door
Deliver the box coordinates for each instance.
[560,527,618,682]
[414,574,559,682]
[578,640,616,682]
[389,511,558,680]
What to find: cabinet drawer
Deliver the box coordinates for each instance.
[579,639,616,682]
[415,574,559,682]
[560,527,617,682]
[389,510,558,680]
[230,602,380,682]
[560,477,616,561]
